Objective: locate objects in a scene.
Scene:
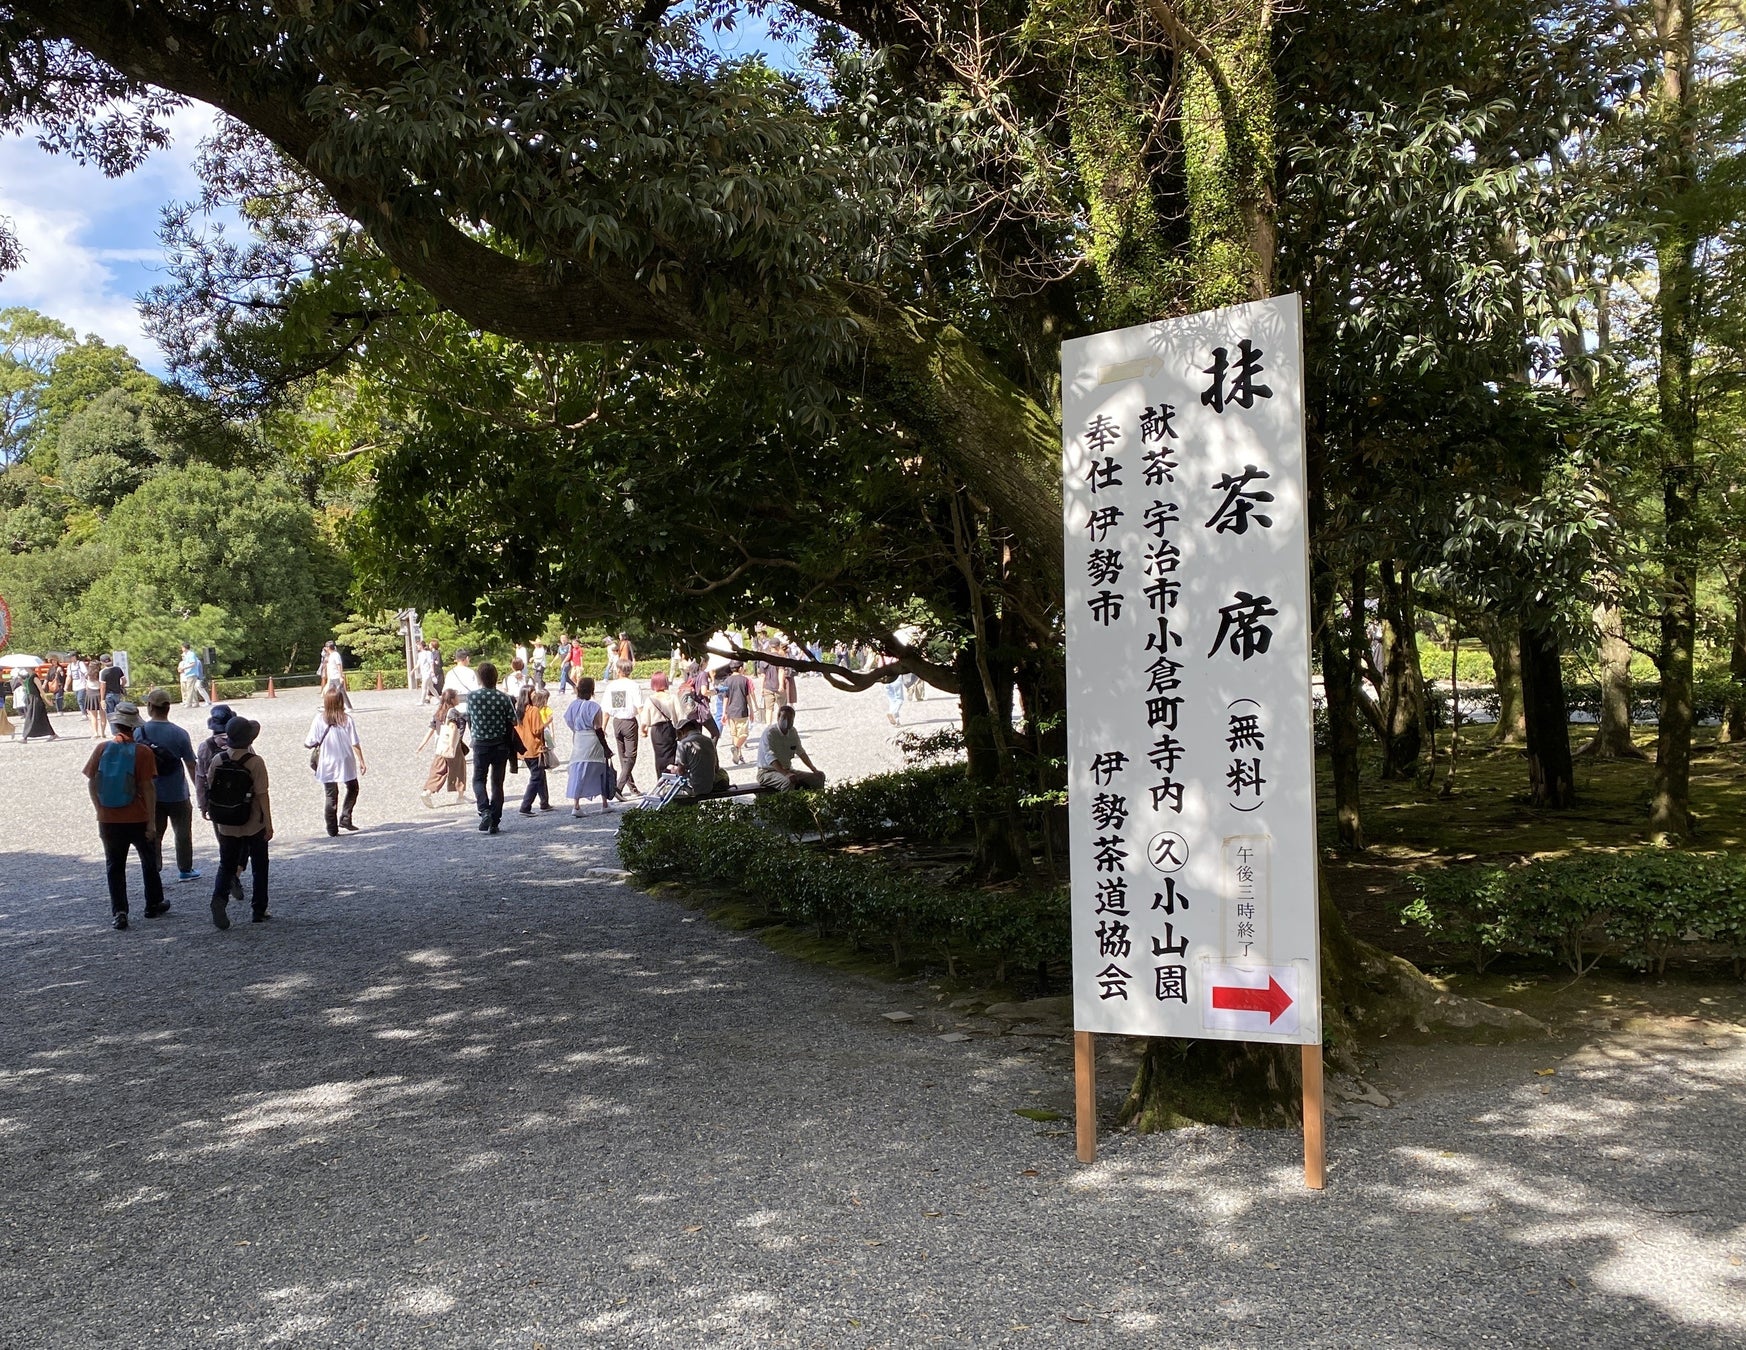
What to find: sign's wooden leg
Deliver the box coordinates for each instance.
[1301,1041,1325,1190]
[1074,1030,1097,1163]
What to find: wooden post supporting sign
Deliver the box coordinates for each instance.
[1074,1031,1097,1163]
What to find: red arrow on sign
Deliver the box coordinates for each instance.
[1211,976,1293,1024]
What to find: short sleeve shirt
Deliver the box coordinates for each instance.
[137,719,196,804]
[757,723,803,771]
[467,686,516,743]
[603,678,644,720]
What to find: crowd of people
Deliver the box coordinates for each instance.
[70,629,834,931]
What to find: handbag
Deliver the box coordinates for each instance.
[308,723,331,771]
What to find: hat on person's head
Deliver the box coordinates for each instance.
[207,703,235,731]
[225,716,261,750]
[109,701,142,729]
[144,686,172,709]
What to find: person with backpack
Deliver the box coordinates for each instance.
[206,716,272,928]
[81,700,163,930]
[138,688,201,883]
[195,704,247,904]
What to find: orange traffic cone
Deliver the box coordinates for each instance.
[375,671,385,692]
[266,676,276,698]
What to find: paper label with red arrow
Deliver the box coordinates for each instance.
[1201,963,1300,1036]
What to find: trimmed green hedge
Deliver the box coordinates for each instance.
[617,799,1069,980]
[1404,851,1746,976]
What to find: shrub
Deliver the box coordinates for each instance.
[1404,851,1746,976]
[617,799,1069,980]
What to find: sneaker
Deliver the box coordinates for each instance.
[420,793,436,809]
[229,874,245,903]
[251,911,270,924]
[210,896,230,930]
[571,807,583,818]
[144,902,171,918]
[112,913,128,931]
[518,807,533,815]
[177,869,202,883]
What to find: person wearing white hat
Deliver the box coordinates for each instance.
[82,701,164,930]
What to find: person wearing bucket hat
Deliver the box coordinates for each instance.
[82,701,165,930]
[206,716,273,929]
[195,704,248,905]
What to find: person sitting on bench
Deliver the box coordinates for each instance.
[674,717,728,798]
[756,705,826,792]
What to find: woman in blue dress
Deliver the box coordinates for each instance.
[564,677,615,816]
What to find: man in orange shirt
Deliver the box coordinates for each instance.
[82,700,163,930]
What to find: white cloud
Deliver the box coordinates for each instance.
[0,103,224,374]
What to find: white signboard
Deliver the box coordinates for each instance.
[1062,296,1320,1047]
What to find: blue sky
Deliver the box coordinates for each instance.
[0,104,220,375]
[0,17,797,379]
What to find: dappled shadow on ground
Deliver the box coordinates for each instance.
[3,835,1743,1346]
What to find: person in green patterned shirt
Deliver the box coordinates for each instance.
[466,663,517,833]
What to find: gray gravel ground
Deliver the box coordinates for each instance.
[2,681,1743,1348]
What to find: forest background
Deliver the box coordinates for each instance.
[7,0,1746,1120]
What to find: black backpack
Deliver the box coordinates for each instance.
[140,728,179,778]
[206,751,256,826]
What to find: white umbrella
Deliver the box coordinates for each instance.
[0,654,43,670]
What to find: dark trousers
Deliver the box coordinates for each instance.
[153,797,195,874]
[213,831,270,914]
[472,740,511,827]
[323,780,360,832]
[100,821,166,916]
[520,758,549,811]
[613,719,640,794]
[649,722,678,776]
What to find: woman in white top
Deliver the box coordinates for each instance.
[304,687,367,835]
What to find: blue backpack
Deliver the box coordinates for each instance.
[97,741,138,808]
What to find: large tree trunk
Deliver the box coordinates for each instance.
[1651,0,1699,841]
[1579,601,1647,759]
[1519,622,1576,808]
[1375,559,1425,780]
[1481,616,1528,745]
[1724,570,1746,744]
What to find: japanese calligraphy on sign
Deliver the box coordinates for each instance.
[1062,296,1320,1047]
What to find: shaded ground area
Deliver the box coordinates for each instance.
[2,687,1743,1346]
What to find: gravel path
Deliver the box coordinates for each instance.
[1,682,1742,1347]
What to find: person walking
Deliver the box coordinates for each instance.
[17,668,56,741]
[563,676,614,816]
[305,687,366,836]
[205,716,272,928]
[196,703,247,904]
[531,640,548,689]
[417,688,470,807]
[138,688,200,883]
[758,647,783,726]
[84,657,107,737]
[466,662,516,833]
[416,641,436,703]
[602,659,644,796]
[177,643,206,707]
[82,700,164,930]
[98,654,126,719]
[643,671,680,778]
[717,662,754,764]
[444,648,480,697]
[516,687,554,813]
